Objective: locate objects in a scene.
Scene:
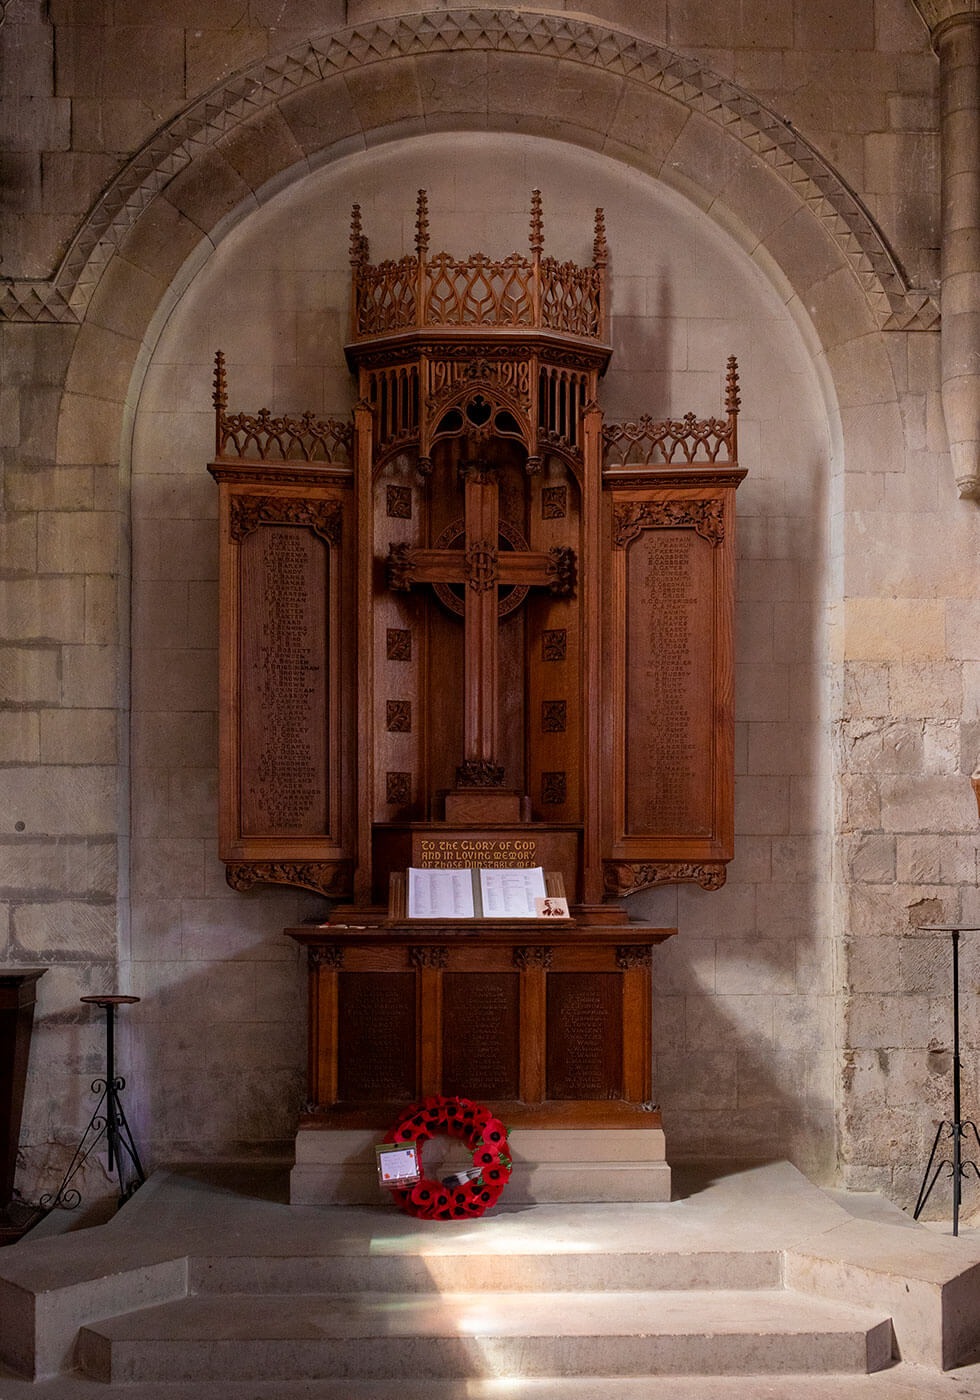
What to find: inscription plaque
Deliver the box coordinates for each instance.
[626,529,712,835]
[442,972,520,1100]
[240,525,328,835]
[337,972,416,1100]
[546,973,622,1100]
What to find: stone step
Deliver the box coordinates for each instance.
[189,1247,783,1295]
[76,1288,894,1384]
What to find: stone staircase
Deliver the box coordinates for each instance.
[6,1162,980,1396]
[74,1242,894,1385]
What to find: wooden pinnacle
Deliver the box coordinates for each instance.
[530,189,544,253]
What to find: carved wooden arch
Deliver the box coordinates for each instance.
[1,8,937,337]
[424,379,534,462]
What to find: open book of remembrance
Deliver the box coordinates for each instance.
[407,866,548,918]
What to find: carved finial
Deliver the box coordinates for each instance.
[726,355,741,415]
[530,189,544,254]
[213,349,227,415]
[350,204,367,266]
[415,189,429,257]
[593,208,608,266]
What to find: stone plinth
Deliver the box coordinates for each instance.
[290,1127,670,1205]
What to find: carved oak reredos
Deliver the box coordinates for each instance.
[209,191,744,902]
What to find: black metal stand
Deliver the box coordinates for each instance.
[911,927,980,1235]
[42,995,146,1211]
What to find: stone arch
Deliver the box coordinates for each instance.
[36,9,925,482]
[4,10,936,331]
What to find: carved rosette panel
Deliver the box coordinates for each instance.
[542,628,566,661]
[612,499,725,548]
[386,700,412,732]
[225,861,351,896]
[512,946,554,970]
[542,772,567,805]
[409,946,449,969]
[386,485,412,518]
[615,946,654,969]
[386,772,412,805]
[387,627,411,660]
[542,485,567,519]
[603,861,728,895]
[309,946,345,970]
[229,495,342,544]
[541,700,567,732]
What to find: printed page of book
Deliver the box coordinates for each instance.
[407,867,476,918]
[479,865,546,917]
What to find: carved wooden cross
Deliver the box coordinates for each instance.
[388,462,575,786]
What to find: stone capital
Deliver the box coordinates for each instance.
[911,0,980,41]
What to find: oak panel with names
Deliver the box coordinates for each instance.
[337,972,416,1100]
[441,972,520,1100]
[625,528,713,836]
[240,524,329,836]
[546,972,622,1100]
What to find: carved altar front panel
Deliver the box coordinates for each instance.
[291,920,668,1129]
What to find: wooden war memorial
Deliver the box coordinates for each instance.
[207,192,745,1199]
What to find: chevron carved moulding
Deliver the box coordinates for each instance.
[0,9,938,333]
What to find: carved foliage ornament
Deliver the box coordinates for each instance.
[409,946,449,969]
[612,499,725,548]
[615,946,654,969]
[546,546,577,595]
[603,861,728,895]
[309,945,344,970]
[230,495,342,544]
[513,946,554,970]
[225,861,350,896]
[542,628,566,661]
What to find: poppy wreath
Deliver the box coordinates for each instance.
[382,1095,512,1219]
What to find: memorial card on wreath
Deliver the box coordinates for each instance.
[407,866,549,918]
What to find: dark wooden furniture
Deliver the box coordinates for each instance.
[208,192,744,1142]
[0,969,46,1242]
[287,913,672,1129]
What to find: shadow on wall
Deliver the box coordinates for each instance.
[628,420,836,1183]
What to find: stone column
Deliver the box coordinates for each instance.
[913,2,980,498]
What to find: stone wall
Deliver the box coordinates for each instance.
[1,1,977,1212]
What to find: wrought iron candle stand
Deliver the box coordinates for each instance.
[42,995,146,1211]
[911,927,980,1236]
